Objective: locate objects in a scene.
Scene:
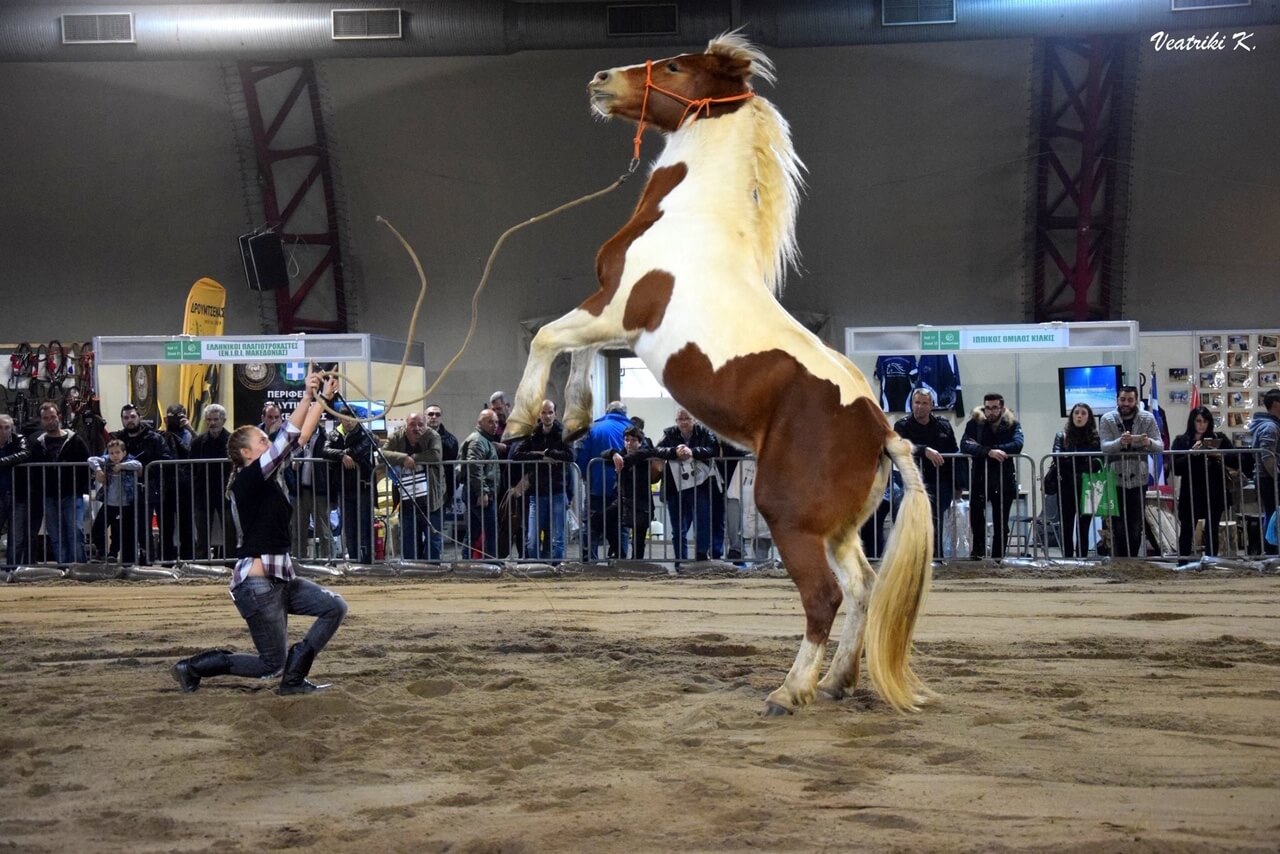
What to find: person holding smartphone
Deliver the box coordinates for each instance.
[1171,406,1237,561]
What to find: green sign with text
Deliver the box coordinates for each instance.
[921,329,961,351]
[164,341,203,361]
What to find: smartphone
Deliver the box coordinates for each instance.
[1201,437,1217,449]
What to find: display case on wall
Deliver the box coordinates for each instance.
[1196,330,1279,446]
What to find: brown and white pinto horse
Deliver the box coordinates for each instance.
[506,34,934,714]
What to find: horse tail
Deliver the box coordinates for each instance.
[864,433,935,712]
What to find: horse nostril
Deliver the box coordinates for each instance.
[594,71,609,83]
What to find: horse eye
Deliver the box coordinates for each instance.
[666,61,679,73]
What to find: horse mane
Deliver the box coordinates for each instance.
[706,32,805,295]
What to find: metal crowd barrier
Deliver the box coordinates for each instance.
[581,453,773,565]
[396,458,584,564]
[857,452,1041,562]
[2,447,1276,573]
[1038,447,1276,562]
[6,461,94,567]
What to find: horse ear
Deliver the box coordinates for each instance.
[713,54,753,83]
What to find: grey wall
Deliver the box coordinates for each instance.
[1125,27,1280,324]
[1,29,1276,421]
[0,61,257,332]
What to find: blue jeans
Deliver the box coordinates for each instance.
[400,500,443,561]
[525,492,567,560]
[43,494,85,565]
[228,576,348,677]
[1257,474,1277,556]
[670,485,712,560]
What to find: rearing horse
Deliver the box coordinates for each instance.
[507,33,934,714]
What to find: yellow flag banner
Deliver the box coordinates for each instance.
[179,277,227,430]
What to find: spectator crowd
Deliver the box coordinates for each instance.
[1,383,1277,568]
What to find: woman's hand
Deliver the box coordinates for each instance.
[304,372,322,398]
[322,376,340,402]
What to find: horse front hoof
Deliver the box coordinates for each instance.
[816,686,845,702]
[561,425,589,444]
[762,700,793,717]
[502,421,533,441]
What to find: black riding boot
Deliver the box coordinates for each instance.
[171,649,233,693]
[278,641,331,695]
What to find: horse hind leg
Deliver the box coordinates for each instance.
[764,527,842,716]
[816,528,874,702]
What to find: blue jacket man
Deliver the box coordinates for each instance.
[575,402,630,558]
[576,403,631,499]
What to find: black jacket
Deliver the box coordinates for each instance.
[0,432,31,498]
[323,424,378,491]
[161,426,195,487]
[961,410,1024,487]
[112,425,170,484]
[1050,430,1103,497]
[655,423,720,500]
[437,424,459,500]
[190,429,232,509]
[29,430,91,497]
[1171,431,1237,513]
[894,413,959,491]
[600,446,658,520]
[512,420,575,496]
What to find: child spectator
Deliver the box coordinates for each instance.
[601,426,658,559]
[89,438,142,564]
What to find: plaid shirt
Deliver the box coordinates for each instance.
[230,423,301,590]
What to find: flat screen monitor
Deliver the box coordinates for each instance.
[1058,365,1122,418]
[341,399,386,433]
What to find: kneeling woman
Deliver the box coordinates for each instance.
[172,372,348,695]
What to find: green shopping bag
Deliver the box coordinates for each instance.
[1080,469,1119,517]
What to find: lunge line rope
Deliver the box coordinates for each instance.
[316,172,633,422]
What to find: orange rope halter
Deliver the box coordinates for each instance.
[631,59,755,164]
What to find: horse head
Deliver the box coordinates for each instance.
[588,32,773,133]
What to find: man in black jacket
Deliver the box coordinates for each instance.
[93,403,170,564]
[159,403,196,561]
[894,388,959,556]
[656,410,721,562]
[427,404,458,517]
[961,393,1024,560]
[323,410,379,563]
[29,402,91,565]
[0,413,30,566]
[190,404,232,560]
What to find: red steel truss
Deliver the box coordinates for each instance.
[239,60,350,333]
[1030,37,1134,322]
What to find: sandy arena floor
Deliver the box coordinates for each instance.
[1,567,1278,853]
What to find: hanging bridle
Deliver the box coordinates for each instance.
[631,59,755,166]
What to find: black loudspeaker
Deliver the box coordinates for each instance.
[238,230,289,292]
